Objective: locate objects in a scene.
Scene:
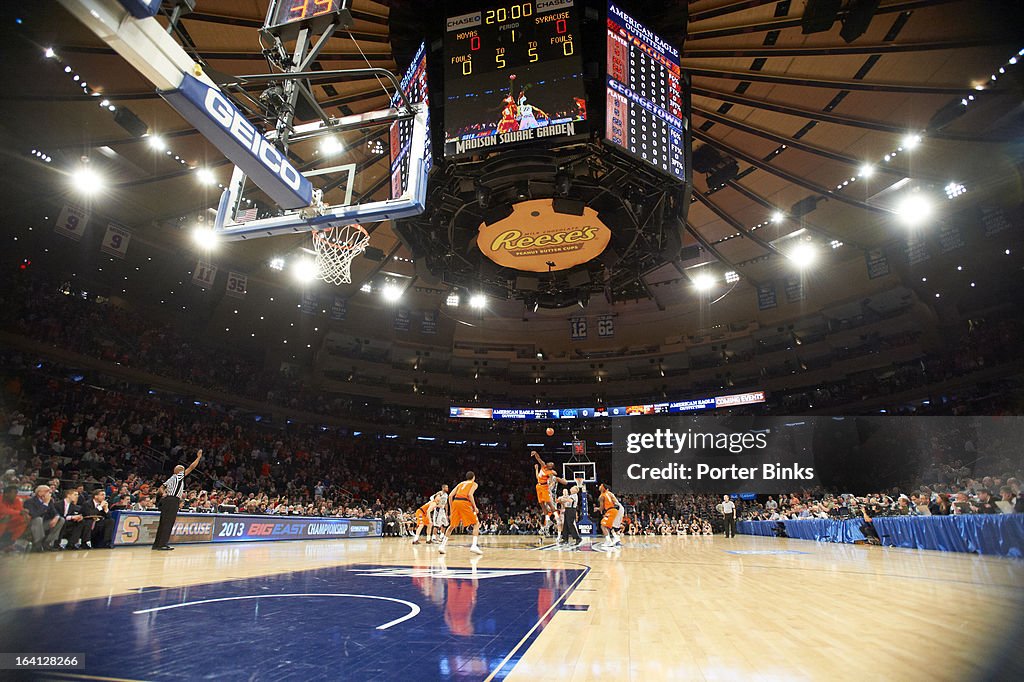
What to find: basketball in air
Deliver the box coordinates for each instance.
[545,427,555,436]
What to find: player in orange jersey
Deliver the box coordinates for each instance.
[496,74,519,134]
[531,450,568,538]
[597,483,624,548]
[410,495,438,544]
[438,472,483,555]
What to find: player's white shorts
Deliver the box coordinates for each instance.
[431,508,448,527]
[519,114,539,129]
[612,504,624,529]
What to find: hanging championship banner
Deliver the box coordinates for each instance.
[301,290,318,315]
[421,310,438,334]
[905,235,930,265]
[192,261,217,289]
[54,204,90,241]
[394,308,410,331]
[756,282,777,310]
[865,249,890,279]
[225,272,248,299]
[938,223,964,253]
[100,223,131,259]
[330,295,347,321]
[980,205,1011,237]
[785,276,805,303]
[597,314,615,338]
[570,317,588,341]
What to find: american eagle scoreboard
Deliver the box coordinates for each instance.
[605,3,685,180]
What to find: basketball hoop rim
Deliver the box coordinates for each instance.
[311,224,369,251]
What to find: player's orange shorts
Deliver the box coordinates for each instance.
[415,507,430,526]
[536,484,552,504]
[449,500,478,528]
[601,507,622,529]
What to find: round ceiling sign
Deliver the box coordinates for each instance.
[477,199,611,273]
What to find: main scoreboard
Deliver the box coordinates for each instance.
[443,0,589,156]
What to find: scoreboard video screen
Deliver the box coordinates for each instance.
[390,42,430,199]
[605,2,685,180]
[443,0,589,156]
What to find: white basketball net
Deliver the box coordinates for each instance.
[311,224,370,286]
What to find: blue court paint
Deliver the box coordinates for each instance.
[725,549,810,555]
[560,604,590,611]
[0,563,586,681]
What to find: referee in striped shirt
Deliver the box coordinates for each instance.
[152,449,203,550]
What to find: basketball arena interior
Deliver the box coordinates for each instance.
[0,1,1022,680]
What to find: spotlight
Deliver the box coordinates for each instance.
[99,99,110,108]
[788,242,818,269]
[320,136,343,156]
[895,192,934,227]
[196,168,216,185]
[770,211,785,224]
[191,227,219,250]
[902,134,922,150]
[469,293,487,309]
[859,164,875,179]
[71,166,105,196]
[291,258,318,284]
[446,292,460,307]
[724,270,740,284]
[147,135,167,152]
[360,282,372,293]
[268,257,285,271]
[44,47,55,59]
[692,272,716,291]
[944,182,966,199]
[381,281,404,303]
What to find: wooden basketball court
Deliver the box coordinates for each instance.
[3,535,1022,681]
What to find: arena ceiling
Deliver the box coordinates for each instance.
[0,0,1022,336]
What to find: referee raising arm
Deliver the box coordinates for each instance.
[152,449,203,551]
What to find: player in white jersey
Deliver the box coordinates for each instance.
[431,484,449,541]
[517,94,548,129]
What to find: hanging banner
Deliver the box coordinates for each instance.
[330,295,347,321]
[784,276,805,303]
[225,272,248,299]
[570,317,588,341]
[394,308,410,331]
[938,223,964,253]
[980,205,1011,237]
[865,248,890,279]
[597,314,615,338]
[100,223,131,259]
[904,235,930,265]
[192,261,217,289]
[301,291,318,315]
[54,204,90,242]
[421,310,438,334]
[756,282,777,310]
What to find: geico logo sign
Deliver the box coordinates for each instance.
[203,88,303,192]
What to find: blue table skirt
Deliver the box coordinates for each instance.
[738,515,1024,558]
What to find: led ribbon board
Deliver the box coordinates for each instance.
[160,74,314,210]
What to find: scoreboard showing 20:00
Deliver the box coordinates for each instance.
[605,3,685,181]
[444,0,589,156]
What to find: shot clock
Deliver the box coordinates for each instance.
[263,0,353,41]
[443,0,589,156]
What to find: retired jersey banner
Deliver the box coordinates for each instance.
[980,205,1011,237]
[100,223,131,259]
[225,271,248,299]
[330,295,347,321]
[597,314,615,338]
[938,223,965,253]
[905,235,930,265]
[394,308,410,331]
[55,204,90,241]
[421,310,438,334]
[570,317,588,341]
[301,290,318,315]
[192,261,217,289]
[784,276,805,303]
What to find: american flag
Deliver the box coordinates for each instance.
[234,207,259,223]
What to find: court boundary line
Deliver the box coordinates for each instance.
[483,562,591,682]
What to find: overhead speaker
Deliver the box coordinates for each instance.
[552,197,586,216]
[516,275,541,291]
[483,203,514,226]
[680,245,701,261]
[801,0,841,34]
[113,107,148,138]
[363,246,386,261]
[566,269,591,288]
[692,144,722,174]
[706,160,739,189]
[790,196,821,218]
[840,0,880,43]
